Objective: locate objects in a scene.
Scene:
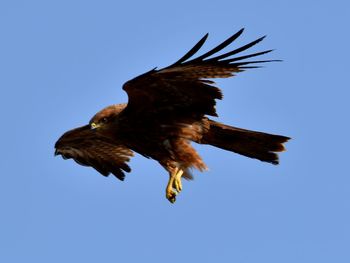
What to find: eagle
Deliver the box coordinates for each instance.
[55,28,290,203]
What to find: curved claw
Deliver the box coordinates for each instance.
[166,190,177,203]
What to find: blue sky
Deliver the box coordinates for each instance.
[1,1,349,262]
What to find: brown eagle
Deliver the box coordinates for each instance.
[55,29,290,203]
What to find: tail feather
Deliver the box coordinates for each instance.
[201,120,290,165]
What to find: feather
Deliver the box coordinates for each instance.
[190,28,244,62]
[171,33,209,65]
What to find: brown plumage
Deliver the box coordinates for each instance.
[55,28,290,203]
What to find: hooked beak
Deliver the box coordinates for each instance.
[90,122,100,130]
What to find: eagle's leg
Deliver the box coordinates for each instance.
[173,169,183,193]
[166,167,184,203]
[166,170,177,203]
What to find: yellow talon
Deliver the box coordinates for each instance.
[166,171,177,203]
[165,168,184,203]
[173,169,183,192]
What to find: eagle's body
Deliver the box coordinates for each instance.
[55,29,290,203]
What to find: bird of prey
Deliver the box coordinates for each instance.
[55,28,290,203]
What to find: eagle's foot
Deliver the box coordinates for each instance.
[173,169,183,193]
[165,168,184,203]
[166,171,177,203]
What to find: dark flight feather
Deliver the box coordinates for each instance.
[171,33,209,65]
[190,28,245,62]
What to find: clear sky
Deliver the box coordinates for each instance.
[1,1,349,262]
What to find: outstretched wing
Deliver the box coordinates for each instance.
[55,125,134,181]
[122,28,279,119]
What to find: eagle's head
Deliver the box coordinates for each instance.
[89,104,127,130]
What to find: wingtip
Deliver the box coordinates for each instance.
[258,35,267,42]
[201,33,209,43]
[234,28,245,39]
[237,28,245,34]
[230,28,245,41]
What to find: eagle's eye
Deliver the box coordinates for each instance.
[101,117,108,123]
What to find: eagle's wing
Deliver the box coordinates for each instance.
[122,28,279,118]
[55,125,134,181]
